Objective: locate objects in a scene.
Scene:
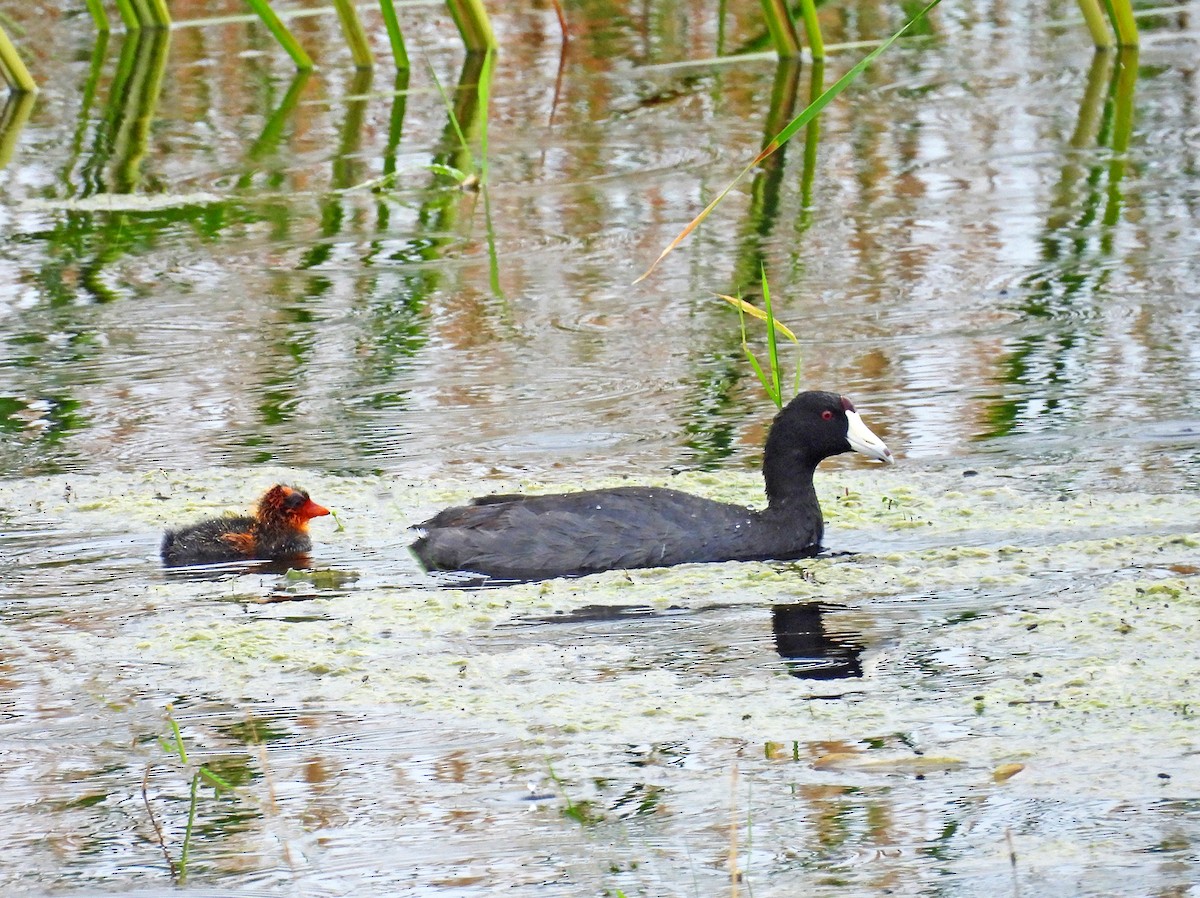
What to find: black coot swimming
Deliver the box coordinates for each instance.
[411,391,893,581]
[161,484,330,566]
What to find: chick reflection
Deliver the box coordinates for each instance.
[771,603,864,680]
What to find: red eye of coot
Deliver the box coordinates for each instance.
[821,410,834,420]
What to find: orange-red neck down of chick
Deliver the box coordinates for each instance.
[255,484,331,532]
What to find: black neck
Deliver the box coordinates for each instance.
[762,453,820,510]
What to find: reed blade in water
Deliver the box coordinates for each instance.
[762,267,781,404]
[716,267,802,408]
[148,706,236,884]
[378,0,411,69]
[244,0,314,70]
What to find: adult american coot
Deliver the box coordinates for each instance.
[161,484,330,566]
[411,391,892,581]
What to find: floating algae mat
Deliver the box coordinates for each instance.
[4,466,1198,735]
[3,466,1199,893]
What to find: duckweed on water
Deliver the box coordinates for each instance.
[4,464,1200,895]
[4,468,1199,761]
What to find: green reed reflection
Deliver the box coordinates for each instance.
[984,48,1140,439]
[731,58,802,297]
[0,89,34,171]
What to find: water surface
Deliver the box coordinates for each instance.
[2,0,1200,894]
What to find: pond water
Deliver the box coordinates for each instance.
[2,0,1200,894]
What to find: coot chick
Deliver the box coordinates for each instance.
[161,484,330,566]
[411,391,892,581]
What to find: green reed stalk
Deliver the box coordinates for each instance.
[760,0,801,57]
[84,0,110,32]
[0,90,35,168]
[1107,0,1138,46]
[333,0,373,68]
[378,0,410,69]
[797,0,825,59]
[1108,48,1137,155]
[245,0,314,70]
[128,0,153,27]
[446,0,496,51]
[1075,0,1113,48]
[0,23,36,93]
[146,0,171,27]
[113,0,139,31]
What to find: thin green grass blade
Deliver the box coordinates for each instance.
[761,267,781,403]
[792,341,802,397]
[426,61,473,169]
[636,0,943,283]
[743,345,778,407]
[484,186,504,297]
[735,299,749,346]
[731,292,780,407]
[733,298,760,398]
[718,292,799,404]
[166,715,188,764]
[179,771,199,884]
[199,767,235,792]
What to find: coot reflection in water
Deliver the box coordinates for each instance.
[772,603,865,680]
[411,392,893,581]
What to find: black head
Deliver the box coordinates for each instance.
[762,391,892,502]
